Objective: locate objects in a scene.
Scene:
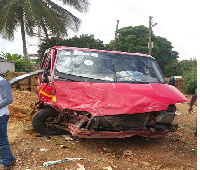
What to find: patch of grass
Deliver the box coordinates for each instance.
[69,143,76,150]
[186,141,193,145]
[184,125,196,131]
[190,149,197,155]
[97,159,103,162]
[53,141,63,145]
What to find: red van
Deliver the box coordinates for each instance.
[12,46,188,138]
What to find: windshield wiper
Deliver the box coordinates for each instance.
[112,64,117,82]
[54,70,112,83]
[139,58,161,83]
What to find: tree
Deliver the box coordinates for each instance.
[152,36,178,71]
[163,60,181,77]
[37,34,105,62]
[179,59,197,94]
[106,25,149,54]
[0,0,89,57]
[183,70,197,94]
[163,59,197,78]
[163,59,197,94]
[67,34,105,49]
[37,37,66,59]
[106,25,179,72]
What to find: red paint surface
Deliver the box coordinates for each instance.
[39,81,187,116]
[68,123,169,138]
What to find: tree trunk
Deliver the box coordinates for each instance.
[41,21,49,43]
[21,25,28,57]
[19,11,28,57]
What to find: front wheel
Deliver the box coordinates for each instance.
[32,108,66,135]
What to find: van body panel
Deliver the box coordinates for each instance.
[51,81,187,116]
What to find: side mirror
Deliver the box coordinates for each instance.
[42,70,50,83]
[169,76,175,86]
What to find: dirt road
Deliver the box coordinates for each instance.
[8,90,197,170]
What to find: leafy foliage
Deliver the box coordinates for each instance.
[106,25,149,54]
[0,0,90,56]
[37,34,105,62]
[163,61,180,77]
[152,36,178,71]
[163,59,197,94]
[0,52,22,61]
[106,25,179,72]
[0,51,33,72]
[37,37,66,59]
[163,59,197,77]
[67,34,105,49]
[15,58,33,72]
[183,69,197,94]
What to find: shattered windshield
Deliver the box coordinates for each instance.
[54,49,165,83]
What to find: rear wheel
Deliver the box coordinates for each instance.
[32,108,66,135]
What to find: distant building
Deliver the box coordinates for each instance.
[174,76,182,79]
[0,60,15,74]
[28,54,39,60]
[28,54,40,68]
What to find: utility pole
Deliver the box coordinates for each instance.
[113,20,120,51]
[148,16,157,55]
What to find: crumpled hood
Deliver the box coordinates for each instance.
[54,81,188,116]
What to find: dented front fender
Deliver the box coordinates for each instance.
[40,81,188,116]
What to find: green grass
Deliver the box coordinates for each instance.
[69,143,76,150]
[184,125,196,131]
[190,149,197,155]
[186,141,193,145]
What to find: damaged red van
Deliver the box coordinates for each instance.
[22,46,188,138]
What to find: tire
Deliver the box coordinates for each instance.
[32,108,66,135]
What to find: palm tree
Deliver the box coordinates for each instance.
[0,0,89,57]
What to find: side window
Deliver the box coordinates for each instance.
[46,57,51,72]
[41,49,52,70]
[41,52,48,69]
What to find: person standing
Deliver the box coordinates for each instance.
[188,89,197,114]
[0,76,16,169]
[188,88,197,135]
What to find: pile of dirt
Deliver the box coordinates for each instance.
[165,78,185,93]
[9,90,38,121]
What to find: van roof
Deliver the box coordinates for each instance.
[52,46,155,59]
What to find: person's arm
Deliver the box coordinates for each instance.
[188,93,197,113]
[0,79,13,109]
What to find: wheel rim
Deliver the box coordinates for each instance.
[42,115,57,129]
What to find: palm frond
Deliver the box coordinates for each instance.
[0,0,19,40]
[0,0,90,51]
[56,0,90,13]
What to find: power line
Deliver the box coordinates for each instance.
[152,22,195,59]
[91,29,114,36]
[116,0,148,23]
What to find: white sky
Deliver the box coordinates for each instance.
[0,0,199,61]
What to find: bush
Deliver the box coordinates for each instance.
[15,58,33,72]
[1,52,34,72]
[183,73,197,94]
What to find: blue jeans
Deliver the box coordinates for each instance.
[0,115,15,167]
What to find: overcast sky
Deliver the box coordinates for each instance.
[0,0,199,61]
